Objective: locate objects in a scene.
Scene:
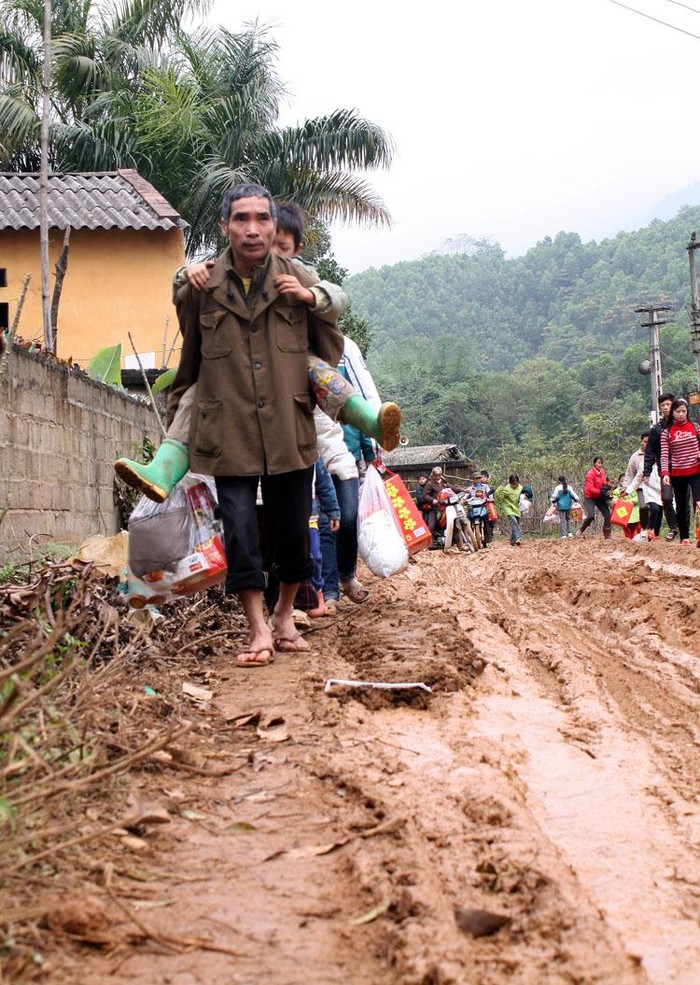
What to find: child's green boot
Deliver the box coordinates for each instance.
[114,439,189,503]
[340,395,402,451]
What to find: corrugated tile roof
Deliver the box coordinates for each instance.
[0,169,188,231]
[383,444,472,467]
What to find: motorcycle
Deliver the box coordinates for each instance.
[465,486,491,550]
[435,488,476,553]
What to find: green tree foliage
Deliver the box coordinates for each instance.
[0,3,394,254]
[348,209,700,484]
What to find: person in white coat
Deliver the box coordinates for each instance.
[628,462,663,541]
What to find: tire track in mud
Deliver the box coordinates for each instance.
[331,542,700,984]
[48,541,700,985]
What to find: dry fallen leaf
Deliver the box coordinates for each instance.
[131,899,176,911]
[122,803,172,830]
[268,838,349,861]
[182,682,213,702]
[350,896,392,926]
[226,711,262,727]
[256,724,289,743]
[181,809,209,822]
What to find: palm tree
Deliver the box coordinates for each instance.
[0,4,393,253]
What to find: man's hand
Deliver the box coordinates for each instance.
[274,274,314,306]
[186,260,215,291]
[329,519,340,533]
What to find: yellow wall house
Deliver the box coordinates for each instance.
[0,170,187,370]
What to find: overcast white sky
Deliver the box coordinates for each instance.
[208,0,700,273]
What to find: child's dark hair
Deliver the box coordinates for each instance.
[276,202,306,250]
[509,473,520,484]
[558,475,568,492]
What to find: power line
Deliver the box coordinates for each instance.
[662,0,700,15]
[609,0,700,39]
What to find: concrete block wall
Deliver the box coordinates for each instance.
[0,347,161,563]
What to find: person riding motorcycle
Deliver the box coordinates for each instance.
[465,472,492,546]
[424,467,462,542]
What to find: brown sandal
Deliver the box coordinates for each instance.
[235,646,274,667]
[272,633,310,653]
[340,579,370,604]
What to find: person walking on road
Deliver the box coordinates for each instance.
[644,392,679,541]
[578,456,612,539]
[550,476,580,538]
[496,474,524,546]
[660,398,700,546]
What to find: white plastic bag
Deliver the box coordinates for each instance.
[519,494,533,516]
[358,465,408,578]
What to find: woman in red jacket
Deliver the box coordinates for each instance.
[660,398,700,546]
[578,456,612,539]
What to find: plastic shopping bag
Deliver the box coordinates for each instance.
[126,474,226,607]
[610,497,634,527]
[543,505,559,524]
[519,494,533,516]
[358,464,409,578]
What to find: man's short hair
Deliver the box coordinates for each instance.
[658,391,675,404]
[276,202,306,250]
[220,183,277,223]
[641,430,651,439]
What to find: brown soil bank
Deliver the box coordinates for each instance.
[3,537,700,984]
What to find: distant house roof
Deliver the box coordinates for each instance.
[0,169,188,232]
[382,443,473,469]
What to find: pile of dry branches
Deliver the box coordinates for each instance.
[0,561,198,879]
[0,559,251,976]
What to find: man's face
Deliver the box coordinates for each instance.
[274,230,300,258]
[221,195,276,272]
[418,476,427,486]
[659,399,673,418]
[640,436,649,453]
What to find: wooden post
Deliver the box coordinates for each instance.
[50,226,70,349]
[0,274,31,381]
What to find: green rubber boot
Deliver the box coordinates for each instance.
[114,439,190,503]
[340,394,402,452]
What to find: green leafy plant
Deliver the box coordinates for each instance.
[87,344,122,387]
[151,368,176,394]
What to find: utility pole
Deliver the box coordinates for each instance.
[686,232,700,406]
[635,305,670,425]
[39,0,53,353]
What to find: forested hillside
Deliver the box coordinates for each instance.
[346,207,700,483]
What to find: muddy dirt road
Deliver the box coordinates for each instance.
[45,538,700,985]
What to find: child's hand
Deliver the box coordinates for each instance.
[274,274,314,306]
[186,260,214,290]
